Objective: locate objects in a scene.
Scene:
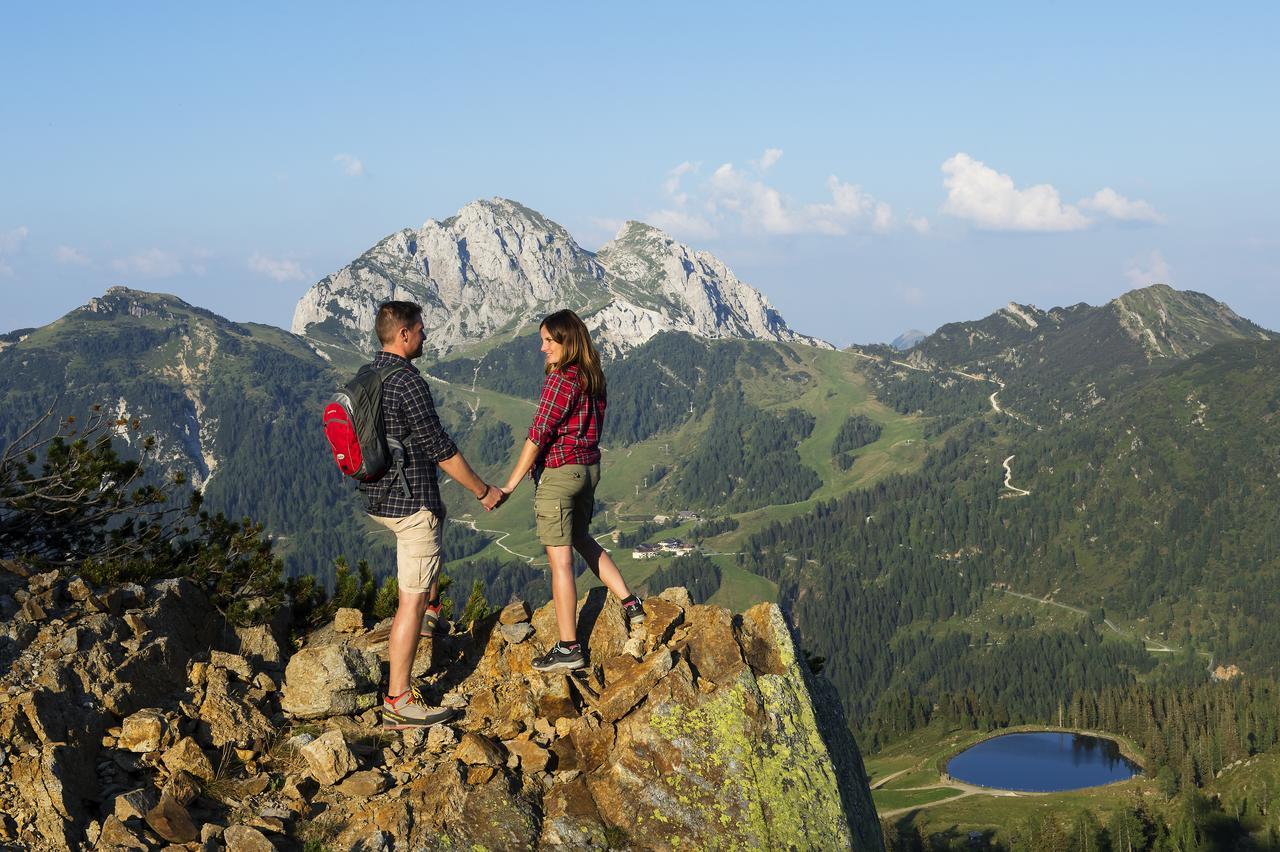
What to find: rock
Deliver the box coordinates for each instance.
[145,793,199,844]
[66,577,94,602]
[280,643,380,719]
[497,622,534,645]
[498,601,531,625]
[281,775,319,802]
[162,737,214,782]
[234,624,285,669]
[299,730,358,785]
[643,595,685,649]
[118,708,165,752]
[334,608,365,633]
[253,672,277,692]
[223,824,275,852]
[596,647,674,721]
[96,815,149,850]
[679,605,746,687]
[658,586,693,609]
[338,769,391,797]
[504,736,551,773]
[453,732,504,767]
[549,736,581,774]
[466,765,498,785]
[163,769,202,806]
[198,667,272,748]
[540,775,607,849]
[209,651,253,681]
[112,787,157,822]
[425,724,458,754]
[122,611,148,639]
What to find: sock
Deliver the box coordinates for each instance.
[557,641,581,652]
[426,597,442,612]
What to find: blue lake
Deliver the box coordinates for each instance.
[946,732,1141,792]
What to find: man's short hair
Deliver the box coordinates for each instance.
[375,301,423,344]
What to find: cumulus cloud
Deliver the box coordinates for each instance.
[942,153,1090,231]
[54,245,90,266]
[644,150,902,242]
[907,216,931,234]
[754,148,783,171]
[112,248,185,278]
[1080,187,1166,223]
[334,153,365,177]
[0,226,29,276]
[1124,250,1171,287]
[248,252,310,283]
[941,153,1164,232]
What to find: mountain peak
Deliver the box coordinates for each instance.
[1107,284,1273,360]
[293,199,825,357]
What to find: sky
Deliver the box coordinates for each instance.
[2,3,1278,346]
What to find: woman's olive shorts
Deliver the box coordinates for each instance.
[533,463,600,547]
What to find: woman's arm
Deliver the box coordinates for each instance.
[501,438,542,494]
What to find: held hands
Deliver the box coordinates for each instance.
[479,483,507,512]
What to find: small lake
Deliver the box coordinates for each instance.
[946,732,1141,792]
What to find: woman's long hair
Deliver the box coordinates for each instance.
[541,309,606,397]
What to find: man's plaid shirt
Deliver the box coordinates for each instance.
[359,351,458,519]
[528,365,606,470]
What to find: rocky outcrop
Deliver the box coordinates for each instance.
[291,198,829,358]
[0,556,882,850]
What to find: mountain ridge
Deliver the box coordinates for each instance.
[291,197,829,358]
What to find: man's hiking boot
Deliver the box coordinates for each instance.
[531,642,586,673]
[419,603,448,637]
[382,687,458,730]
[621,594,645,629]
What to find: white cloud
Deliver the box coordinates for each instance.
[705,165,892,235]
[334,153,365,177]
[112,248,184,278]
[1080,187,1166,223]
[248,252,310,283]
[754,147,784,171]
[1124,250,1171,287]
[648,208,718,241]
[0,226,29,276]
[907,216,931,234]
[942,153,1090,231]
[54,245,90,266]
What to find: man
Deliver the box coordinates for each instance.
[362,301,504,729]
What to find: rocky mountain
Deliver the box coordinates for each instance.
[0,287,375,580]
[0,563,883,850]
[905,284,1276,420]
[889,329,928,350]
[291,198,827,359]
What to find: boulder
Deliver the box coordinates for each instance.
[453,732,504,767]
[334,607,365,633]
[144,793,199,844]
[198,666,273,748]
[223,824,276,852]
[161,737,214,782]
[117,709,165,753]
[498,600,531,625]
[504,736,551,773]
[209,650,253,681]
[595,647,673,721]
[497,622,534,645]
[95,815,148,850]
[338,769,391,797]
[280,643,380,719]
[299,730,358,785]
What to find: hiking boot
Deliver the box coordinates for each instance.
[531,642,586,673]
[419,605,448,637]
[621,594,645,628]
[382,687,458,730]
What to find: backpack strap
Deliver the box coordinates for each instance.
[374,362,414,498]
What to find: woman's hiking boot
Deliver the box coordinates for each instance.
[382,687,457,730]
[621,594,645,629]
[531,641,586,673]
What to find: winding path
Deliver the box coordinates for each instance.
[1002,454,1031,496]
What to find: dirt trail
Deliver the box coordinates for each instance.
[1002,454,1031,496]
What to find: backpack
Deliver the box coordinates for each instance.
[323,363,411,498]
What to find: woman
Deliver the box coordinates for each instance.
[500,309,644,672]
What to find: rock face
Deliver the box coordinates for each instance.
[0,555,881,850]
[291,197,829,358]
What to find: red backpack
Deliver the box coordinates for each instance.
[323,363,411,497]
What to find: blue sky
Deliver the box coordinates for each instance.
[3,3,1277,344]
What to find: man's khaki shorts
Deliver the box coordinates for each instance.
[534,463,599,547]
[368,508,443,595]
